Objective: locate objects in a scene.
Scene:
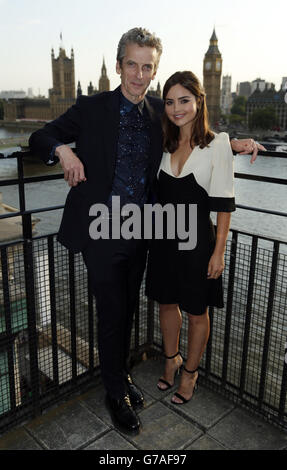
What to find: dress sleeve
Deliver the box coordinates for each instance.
[209,132,236,212]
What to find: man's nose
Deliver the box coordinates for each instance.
[136,66,143,79]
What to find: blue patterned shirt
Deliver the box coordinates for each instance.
[107,92,151,210]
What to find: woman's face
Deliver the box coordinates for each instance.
[164,83,198,129]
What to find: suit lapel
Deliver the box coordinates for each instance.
[103,86,121,183]
[144,96,164,184]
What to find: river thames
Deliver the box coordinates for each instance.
[0,129,286,252]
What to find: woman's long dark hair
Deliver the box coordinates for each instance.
[162,71,214,153]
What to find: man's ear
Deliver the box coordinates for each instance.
[151,67,157,81]
[116,61,121,75]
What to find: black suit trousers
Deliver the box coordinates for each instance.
[82,236,148,399]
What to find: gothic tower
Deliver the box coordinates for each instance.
[98,58,110,92]
[203,29,222,127]
[51,42,75,100]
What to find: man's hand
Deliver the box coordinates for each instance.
[55,145,87,186]
[230,138,266,164]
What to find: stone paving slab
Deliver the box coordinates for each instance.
[128,402,203,450]
[85,430,137,450]
[208,407,287,450]
[187,434,228,450]
[163,385,235,430]
[0,427,43,450]
[0,358,286,451]
[25,398,108,450]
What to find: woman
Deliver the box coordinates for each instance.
[145,71,235,405]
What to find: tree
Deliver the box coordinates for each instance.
[231,96,247,116]
[249,106,278,130]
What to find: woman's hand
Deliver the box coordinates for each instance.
[207,252,225,279]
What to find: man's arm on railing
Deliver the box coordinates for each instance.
[29,96,86,186]
[55,144,87,187]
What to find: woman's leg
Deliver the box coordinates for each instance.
[157,303,183,389]
[172,308,210,403]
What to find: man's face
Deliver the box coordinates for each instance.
[116,43,158,103]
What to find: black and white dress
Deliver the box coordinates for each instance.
[145,132,236,315]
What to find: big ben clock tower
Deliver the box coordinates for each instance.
[203,29,222,127]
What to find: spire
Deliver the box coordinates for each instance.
[99,57,110,92]
[206,28,220,55]
[101,57,107,77]
[210,27,218,42]
[59,31,65,51]
[77,80,82,97]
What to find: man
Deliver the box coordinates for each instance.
[29,27,264,433]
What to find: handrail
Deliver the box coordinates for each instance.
[0,148,286,240]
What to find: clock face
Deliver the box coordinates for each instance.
[205,61,211,70]
[216,61,221,71]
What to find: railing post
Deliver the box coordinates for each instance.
[278,352,287,423]
[47,235,59,389]
[258,241,279,408]
[68,251,77,384]
[23,237,40,416]
[222,231,237,387]
[87,275,95,374]
[0,246,16,413]
[239,236,258,397]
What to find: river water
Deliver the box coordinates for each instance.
[0,128,30,139]
[0,130,286,252]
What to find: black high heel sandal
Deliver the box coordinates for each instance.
[171,366,199,404]
[157,351,183,391]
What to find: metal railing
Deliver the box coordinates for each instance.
[0,147,286,433]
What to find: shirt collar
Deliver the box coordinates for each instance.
[120,91,145,115]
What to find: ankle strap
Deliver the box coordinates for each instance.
[164,351,181,360]
[183,366,198,374]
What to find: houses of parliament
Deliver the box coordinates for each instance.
[3,32,222,127]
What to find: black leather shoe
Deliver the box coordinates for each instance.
[125,374,144,408]
[105,394,140,433]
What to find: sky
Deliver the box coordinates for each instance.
[0,0,286,97]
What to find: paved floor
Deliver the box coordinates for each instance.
[0,357,286,451]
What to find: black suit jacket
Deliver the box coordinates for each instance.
[29,86,164,252]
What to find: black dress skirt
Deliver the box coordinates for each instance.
[146,170,225,315]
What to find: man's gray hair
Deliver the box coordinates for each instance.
[117,27,163,70]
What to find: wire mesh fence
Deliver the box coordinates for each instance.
[0,150,286,433]
[151,232,287,429]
